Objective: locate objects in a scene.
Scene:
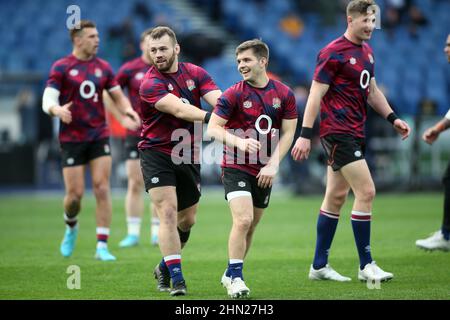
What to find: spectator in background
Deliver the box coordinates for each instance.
[15,87,37,144]
[295,0,341,26]
[280,13,304,39]
[383,0,428,37]
[133,1,152,21]
[108,18,137,63]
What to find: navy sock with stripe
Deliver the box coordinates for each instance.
[312,210,340,270]
[351,211,373,270]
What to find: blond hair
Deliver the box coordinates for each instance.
[346,0,377,17]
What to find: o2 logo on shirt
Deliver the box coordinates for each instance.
[360,70,370,90]
[79,80,98,102]
[255,115,272,135]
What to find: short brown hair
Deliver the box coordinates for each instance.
[148,26,178,45]
[70,20,96,43]
[236,39,270,62]
[140,28,154,43]
[346,0,377,17]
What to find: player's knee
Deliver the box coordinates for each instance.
[157,204,178,225]
[65,192,82,214]
[179,215,196,230]
[233,215,253,232]
[92,181,110,200]
[128,177,144,195]
[358,185,376,203]
[66,189,83,203]
[326,190,347,208]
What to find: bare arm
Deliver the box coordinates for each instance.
[206,113,261,153]
[155,93,210,123]
[257,118,298,188]
[423,115,450,145]
[202,90,222,108]
[367,78,410,140]
[103,91,139,131]
[105,89,141,130]
[291,80,329,161]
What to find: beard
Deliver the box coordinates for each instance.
[153,50,176,72]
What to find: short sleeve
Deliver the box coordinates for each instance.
[313,48,343,85]
[46,61,65,91]
[139,76,170,105]
[104,63,119,91]
[195,65,219,96]
[213,88,236,120]
[115,64,130,88]
[282,89,298,120]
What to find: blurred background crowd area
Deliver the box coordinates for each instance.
[0,0,449,194]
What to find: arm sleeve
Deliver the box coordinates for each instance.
[115,64,130,88]
[42,87,60,114]
[139,76,170,106]
[195,65,220,96]
[313,48,342,85]
[282,89,298,120]
[213,88,235,120]
[104,62,120,91]
[46,62,64,91]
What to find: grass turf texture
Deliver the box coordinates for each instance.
[0,191,448,300]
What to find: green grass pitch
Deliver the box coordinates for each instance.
[0,191,449,300]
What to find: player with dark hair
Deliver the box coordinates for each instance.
[139,26,222,296]
[208,39,297,298]
[42,20,141,261]
[105,28,160,248]
[292,0,411,282]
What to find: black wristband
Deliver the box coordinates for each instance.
[300,127,313,139]
[387,112,399,125]
[204,112,212,123]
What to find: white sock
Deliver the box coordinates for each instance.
[96,227,109,249]
[127,217,141,236]
[229,259,244,264]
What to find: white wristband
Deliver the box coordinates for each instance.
[42,87,60,115]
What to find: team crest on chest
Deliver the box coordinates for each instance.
[368,54,374,64]
[186,79,196,91]
[168,83,174,91]
[95,68,102,78]
[243,100,252,109]
[135,72,145,80]
[272,97,281,109]
[349,57,357,65]
[69,69,79,77]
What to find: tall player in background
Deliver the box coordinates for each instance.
[208,39,297,298]
[42,20,141,261]
[139,26,222,296]
[416,34,450,252]
[292,0,411,282]
[105,28,160,248]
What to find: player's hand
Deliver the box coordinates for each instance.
[291,137,311,161]
[256,163,278,189]
[422,127,440,145]
[55,101,73,124]
[393,119,411,140]
[237,138,261,154]
[122,109,141,131]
